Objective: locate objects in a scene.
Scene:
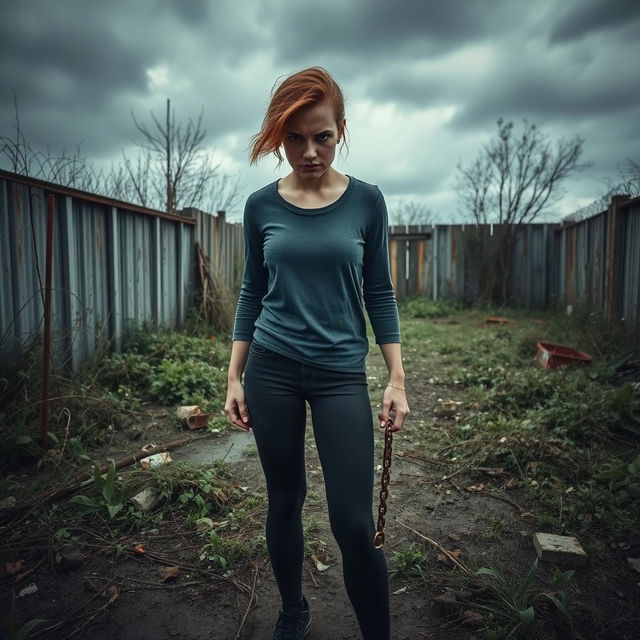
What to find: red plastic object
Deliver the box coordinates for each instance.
[536,342,593,369]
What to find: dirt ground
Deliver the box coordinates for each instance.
[1,316,639,639]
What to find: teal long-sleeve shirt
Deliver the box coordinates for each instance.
[231,174,401,372]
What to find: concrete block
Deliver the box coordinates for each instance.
[533,532,588,567]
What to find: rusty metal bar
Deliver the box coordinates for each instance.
[40,194,55,450]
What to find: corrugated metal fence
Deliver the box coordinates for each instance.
[0,170,198,372]
[555,195,640,336]
[2,165,638,375]
[186,207,244,291]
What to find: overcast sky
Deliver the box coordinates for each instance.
[1,0,638,223]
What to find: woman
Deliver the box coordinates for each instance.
[225,66,410,640]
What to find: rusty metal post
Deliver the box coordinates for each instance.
[605,195,628,322]
[40,194,55,450]
[215,210,225,276]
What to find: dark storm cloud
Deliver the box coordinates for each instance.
[550,0,640,43]
[167,0,211,25]
[0,0,638,218]
[450,49,640,129]
[0,0,267,156]
[0,2,153,107]
[260,0,518,67]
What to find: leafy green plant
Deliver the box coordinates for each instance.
[389,543,427,580]
[68,460,123,519]
[605,383,640,436]
[594,454,640,507]
[96,352,153,394]
[198,528,266,572]
[400,296,454,319]
[123,324,223,366]
[5,590,48,640]
[303,513,327,555]
[149,359,220,405]
[470,559,583,639]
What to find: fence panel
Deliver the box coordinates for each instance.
[190,208,244,293]
[0,170,196,372]
[622,202,640,335]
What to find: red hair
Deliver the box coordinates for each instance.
[248,66,348,166]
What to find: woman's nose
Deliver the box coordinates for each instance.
[303,141,317,158]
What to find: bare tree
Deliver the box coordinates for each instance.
[1,92,97,187]
[600,157,640,200]
[127,99,223,214]
[205,171,244,218]
[1,95,242,217]
[454,118,587,305]
[391,199,435,226]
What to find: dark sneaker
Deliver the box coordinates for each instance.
[271,595,311,639]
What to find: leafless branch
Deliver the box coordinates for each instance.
[391,199,435,225]
[454,118,587,305]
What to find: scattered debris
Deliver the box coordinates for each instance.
[311,553,330,572]
[130,487,163,512]
[187,412,210,430]
[0,496,17,510]
[138,444,172,469]
[439,399,463,414]
[628,557,640,574]
[484,316,509,325]
[436,548,463,567]
[533,532,588,567]
[176,405,210,430]
[176,405,201,420]
[18,583,38,597]
[536,341,593,369]
[461,610,484,629]
[160,566,181,583]
[392,586,408,595]
[5,560,24,575]
[54,543,84,572]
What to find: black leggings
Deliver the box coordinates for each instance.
[243,340,390,640]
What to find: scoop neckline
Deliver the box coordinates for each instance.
[272,174,354,215]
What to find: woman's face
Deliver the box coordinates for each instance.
[281,101,344,180]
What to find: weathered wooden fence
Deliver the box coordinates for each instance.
[388,223,555,308]
[389,194,640,334]
[185,207,244,292]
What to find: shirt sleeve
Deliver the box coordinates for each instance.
[231,196,268,341]
[363,188,401,344]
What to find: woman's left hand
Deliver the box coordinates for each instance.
[378,385,410,432]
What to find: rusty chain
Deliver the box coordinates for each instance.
[372,412,395,548]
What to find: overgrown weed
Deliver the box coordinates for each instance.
[465,558,586,639]
[399,300,640,546]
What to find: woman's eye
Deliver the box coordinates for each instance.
[318,134,330,141]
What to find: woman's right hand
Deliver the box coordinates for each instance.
[225,380,252,432]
